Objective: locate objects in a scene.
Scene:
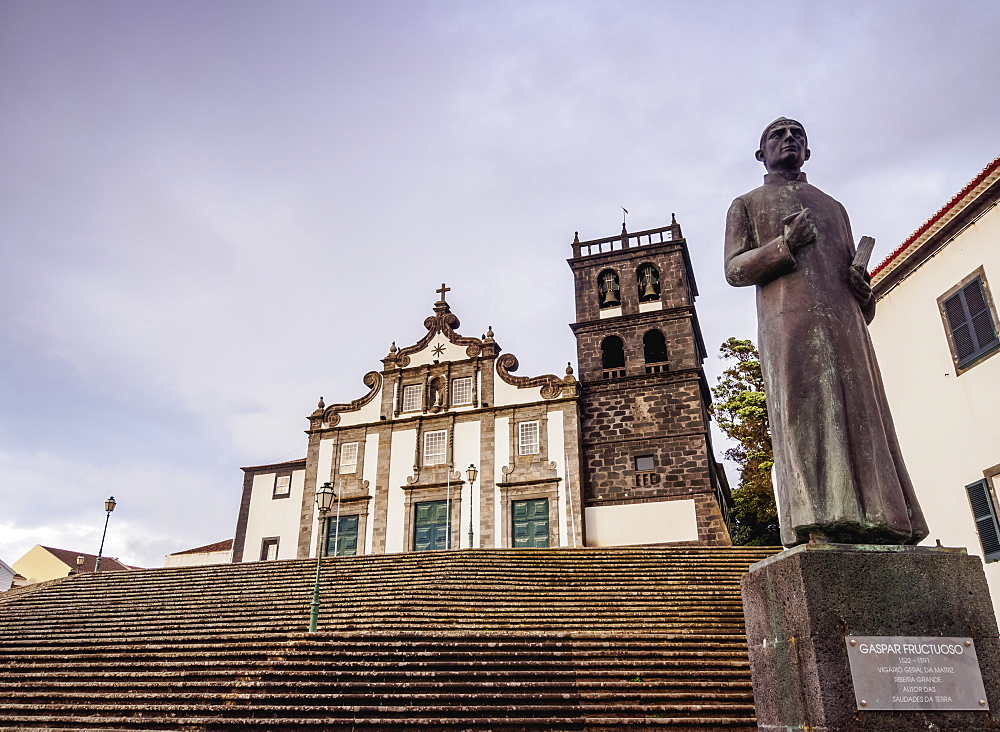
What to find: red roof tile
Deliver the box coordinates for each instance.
[872,156,1000,278]
[40,546,137,573]
[168,539,233,556]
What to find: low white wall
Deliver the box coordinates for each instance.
[585,499,698,547]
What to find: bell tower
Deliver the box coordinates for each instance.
[568,217,732,546]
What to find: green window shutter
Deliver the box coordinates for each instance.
[966,479,1000,563]
[944,278,1000,367]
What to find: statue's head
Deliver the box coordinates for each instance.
[756,117,810,173]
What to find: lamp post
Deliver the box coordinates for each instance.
[309,482,337,633]
[94,496,116,573]
[73,555,85,575]
[466,464,478,549]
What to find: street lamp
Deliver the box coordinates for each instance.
[466,464,478,548]
[309,482,337,633]
[94,496,116,573]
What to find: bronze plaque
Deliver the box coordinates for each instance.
[845,636,989,711]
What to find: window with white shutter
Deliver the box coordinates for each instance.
[339,443,358,474]
[423,430,447,465]
[451,377,473,406]
[518,421,540,455]
[402,384,423,412]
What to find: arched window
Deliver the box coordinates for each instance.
[637,264,661,302]
[643,330,668,373]
[601,336,625,378]
[598,270,621,309]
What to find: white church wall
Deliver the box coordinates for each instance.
[546,408,569,546]
[493,415,510,548]
[405,340,468,367]
[584,499,699,547]
[452,419,481,548]
[385,428,417,553]
[315,438,335,492]
[491,377,536,408]
[869,202,1000,616]
[244,469,305,561]
[333,387,383,427]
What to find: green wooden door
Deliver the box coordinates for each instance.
[414,500,450,551]
[512,498,549,548]
[325,515,359,557]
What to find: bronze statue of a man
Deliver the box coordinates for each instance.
[725,118,928,547]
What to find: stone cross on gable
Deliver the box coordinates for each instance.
[436,283,451,301]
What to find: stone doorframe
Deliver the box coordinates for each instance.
[401,472,465,551]
[496,477,561,548]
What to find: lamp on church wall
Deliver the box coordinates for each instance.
[466,464,478,549]
[308,482,337,633]
[94,496,116,573]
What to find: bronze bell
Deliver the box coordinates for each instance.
[641,278,658,299]
[601,286,620,307]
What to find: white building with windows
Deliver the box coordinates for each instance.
[869,155,1000,613]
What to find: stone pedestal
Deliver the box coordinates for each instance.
[742,543,1000,731]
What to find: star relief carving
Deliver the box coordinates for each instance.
[431,342,446,357]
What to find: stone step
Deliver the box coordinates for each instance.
[0,715,758,731]
[0,547,779,731]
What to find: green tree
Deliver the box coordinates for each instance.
[710,338,779,546]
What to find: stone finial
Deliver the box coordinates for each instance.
[573,231,580,243]
[317,396,325,410]
[565,362,574,376]
[389,341,397,353]
[485,326,494,342]
[671,212,677,225]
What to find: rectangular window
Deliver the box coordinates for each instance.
[424,430,447,465]
[634,455,655,472]
[452,376,473,405]
[518,421,540,456]
[339,442,358,474]
[401,384,423,412]
[941,274,1000,369]
[260,537,279,561]
[967,479,1000,563]
[273,475,291,498]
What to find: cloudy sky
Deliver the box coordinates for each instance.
[2,1,997,568]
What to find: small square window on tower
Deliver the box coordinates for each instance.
[402,384,423,412]
[452,376,473,406]
[518,421,540,455]
[424,430,447,465]
[273,475,291,498]
[634,455,655,472]
[340,442,359,474]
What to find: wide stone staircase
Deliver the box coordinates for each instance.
[0,546,776,730]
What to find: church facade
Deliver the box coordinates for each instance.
[231,219,732,562]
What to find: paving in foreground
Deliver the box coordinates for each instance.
[0,546,778,731]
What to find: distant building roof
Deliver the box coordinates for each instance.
[168,539,233,556]
[40,546,136,573]
[240,458,306,472]
[872,156,1000,287]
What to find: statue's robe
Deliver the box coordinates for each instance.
[725,171,928,547]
